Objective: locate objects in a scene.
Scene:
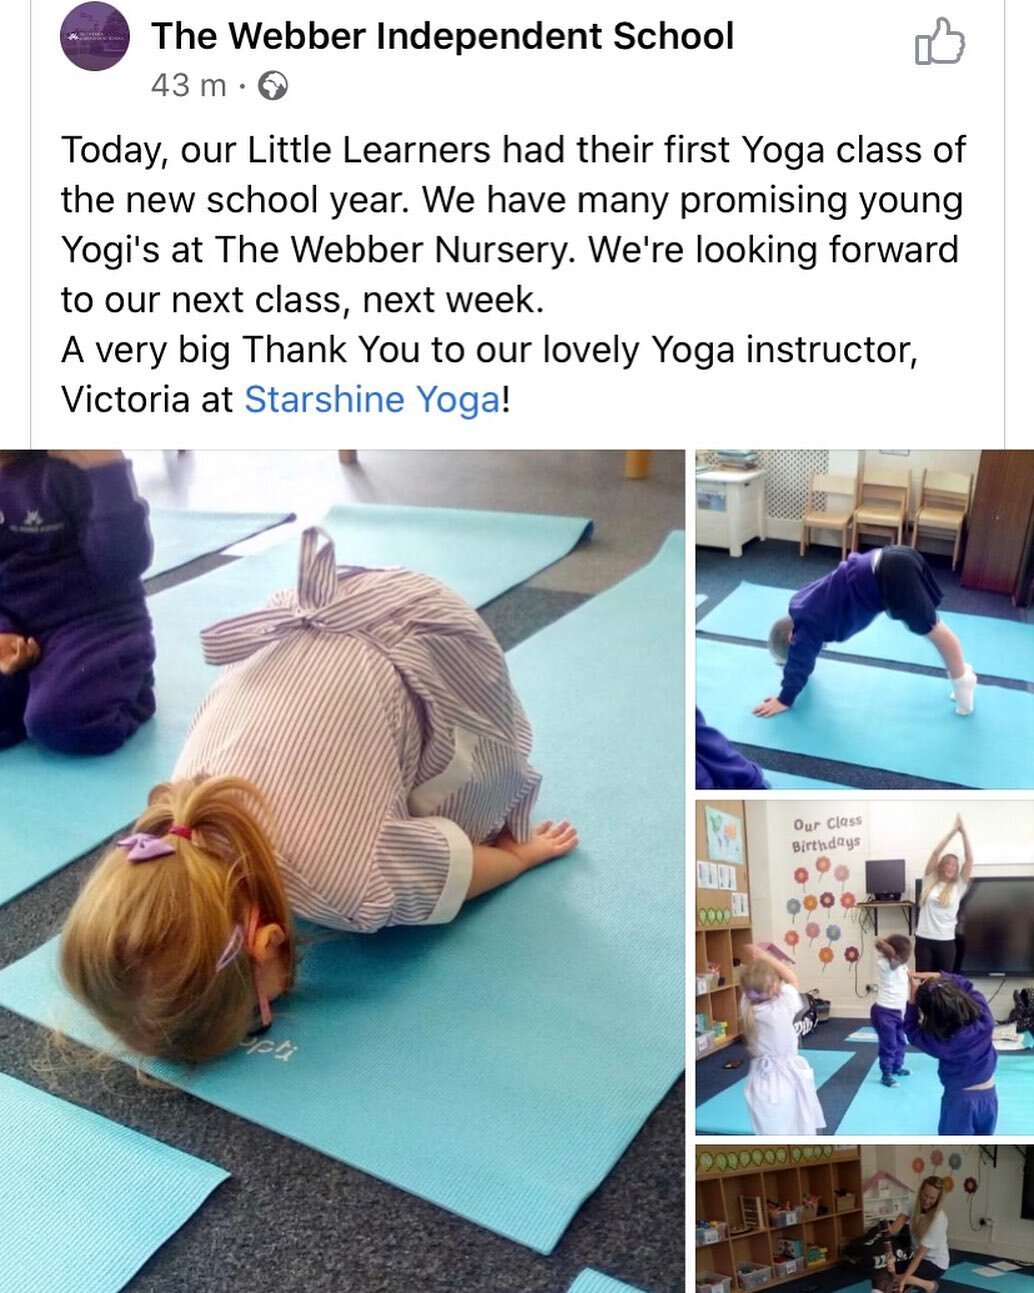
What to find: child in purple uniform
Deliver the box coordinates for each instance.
[871,934,912,1087]
[754,546,976,718]
[904,970,997,1134]
[0,450,155,754]
[696,707,769,789]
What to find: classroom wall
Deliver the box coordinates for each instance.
[860,1144,1034,1262]
[744,800,1034,1015]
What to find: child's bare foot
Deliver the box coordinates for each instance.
[496,820,579,870]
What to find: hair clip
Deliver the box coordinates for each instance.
[215,924,244,973]
[118,832,176,863]
[168,825,193,841]
[745,988,772,1004]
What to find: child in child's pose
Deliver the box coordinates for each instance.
[753,545,976,718]
[871,934,912,1087]
[740,943,826,1135]
[904,970,997,1133]
[0,450,155,754]
[60,528,578,1062]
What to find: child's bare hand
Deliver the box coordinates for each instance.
[47,450,124,470]
[0,633,40,675]
[753,697,789,718]
[496,820,578,870]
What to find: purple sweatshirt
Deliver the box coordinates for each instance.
[903,974,997,1090]
[696,708,768,789]
[0,454,152,637]
[779,552,884,706]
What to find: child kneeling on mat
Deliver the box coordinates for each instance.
[0,450,156,754]
[59,528,578,1063]
[905,971,997,1134]
[740,943,826,1135]
[754,545,976,718]
[872,934,912,1088]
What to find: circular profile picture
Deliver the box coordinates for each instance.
[60,4,130,70]
[259,70,289,100]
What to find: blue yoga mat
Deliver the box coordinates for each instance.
[696,638,1034,789]
[569,1271,646,1293]
[147,508,294,577]
[697,582,1034,684]
[0,534,683,1253]
[0,504,593,909]
[695,1048,853,1134]
[0,1071,227,1293]
[835,1052,1034,1134]
[945,1264,1034,1293]
[762,769,852,790]
[696,594,708,608]
[845,1028,879,1042]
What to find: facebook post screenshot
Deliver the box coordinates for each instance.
[13,1,1010,445]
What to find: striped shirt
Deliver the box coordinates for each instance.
[174,529,541,933]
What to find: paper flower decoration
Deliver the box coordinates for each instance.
[826,925,841,944]
[964,1177,978,1194]
[806,922,821,945]
[803,895,818,912]
[794,867,809,887]
[931,1149,943,1166]
[845,946,860,963]
[786,898,802,921]
[820,892,835,909]
[949,1153,962,1170]
[818,947,834,970]
[816,856,831,874]
[912,1158,925,1174]
[785,930,800,949]
[943,1177,954,1194]
[841,892,857,910]
[834,864,850,887]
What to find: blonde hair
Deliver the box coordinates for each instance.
[911,1176,945,1243]
[60,776,295,1064]
[920,853,960,908]
[738,960,781,1054]
[768,616,794,665]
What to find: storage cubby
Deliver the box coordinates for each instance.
[695,1145,865,1292]
[696,800,752,1059]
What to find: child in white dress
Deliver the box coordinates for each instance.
[740,943,826,1135]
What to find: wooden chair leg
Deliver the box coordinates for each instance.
[953,528,962,571]
[841,527,848,562]
[338,450,358,465]
[800,524,807,557]
[624,450,653,479]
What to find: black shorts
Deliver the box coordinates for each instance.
[896,1258,947,1284]
[876,546,943,635]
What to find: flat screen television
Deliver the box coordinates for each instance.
[866,858,905,900]
[914,876,1034,976]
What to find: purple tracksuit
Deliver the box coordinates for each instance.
[904,973,998,1134]
[779,553,884,706]
[696,708,769,789]
[0,454,155,754]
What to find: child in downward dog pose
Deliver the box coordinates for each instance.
[740,943,826,1135]
[871,934,912,1088]
[60,528,577,1063]
[0,450,155,753]
[754,545,976,718]
[905,971,997,1134]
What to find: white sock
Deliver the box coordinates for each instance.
[952,666,977,716]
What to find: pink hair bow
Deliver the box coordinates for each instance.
[118,832,176,863]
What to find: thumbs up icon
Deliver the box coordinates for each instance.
[915,17,965,64]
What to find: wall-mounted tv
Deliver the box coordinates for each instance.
[915,876,1034,976]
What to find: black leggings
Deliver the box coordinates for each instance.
[915,936,957,973]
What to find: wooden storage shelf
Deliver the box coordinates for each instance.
[696,800,752,1059]
[695,1146,863,1293]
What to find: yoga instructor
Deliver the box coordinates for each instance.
[914,814,973,973]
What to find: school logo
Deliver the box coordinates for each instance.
[10,509,63,535]
[22,510,43,528]
[60,4,130,71]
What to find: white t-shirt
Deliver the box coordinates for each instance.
[916,880,968,941]
[918,1208,950,1270]
[875,954,908,1013]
